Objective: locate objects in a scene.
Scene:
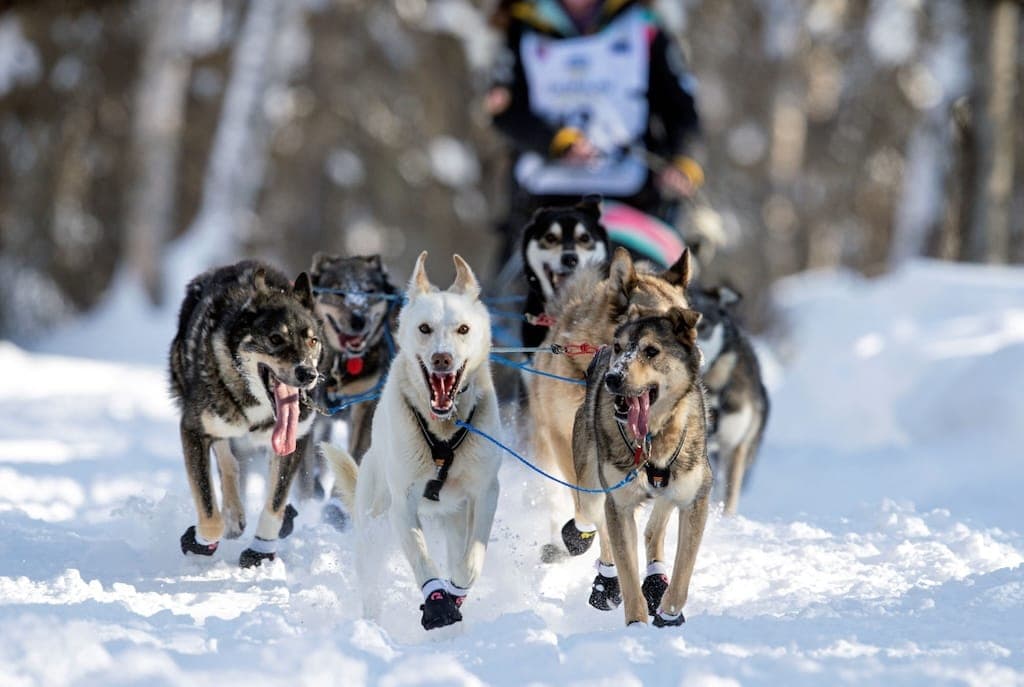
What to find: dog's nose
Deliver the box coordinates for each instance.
[431,352,453,372]
[561,252,579,269]
[294,365,317,386]
[604,371,623,393]
[350,312,366,331]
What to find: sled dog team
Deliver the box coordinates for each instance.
[168,198,768,630]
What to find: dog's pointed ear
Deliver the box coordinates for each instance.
[661,247,691,288]
[625,303,642,321]
[668,307,701,346]
[409,251,431,296]
[310,251,332,274]
[293,272,315,310]
[576,194,602,218]
[608,248,637,319]
[450,254,481,300]
[252,266,269,293]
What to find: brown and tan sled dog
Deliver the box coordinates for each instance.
[572,308,712,626]
[528,247,692,562]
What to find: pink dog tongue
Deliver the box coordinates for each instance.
[271,381,300,456]
[627,391,650,442]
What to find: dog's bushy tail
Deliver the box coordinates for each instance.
[319,442,358,512]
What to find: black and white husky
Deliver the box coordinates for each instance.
[297,253,399,529]
[688,285,769,514]
[521,196,610,349]
[169,260,323,567]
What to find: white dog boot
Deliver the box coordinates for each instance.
[446,580,470,608]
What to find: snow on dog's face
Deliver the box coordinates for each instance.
[604,308,702,442]
[523,196,609,301]
[310,253,395,356]
[399,251,491,419]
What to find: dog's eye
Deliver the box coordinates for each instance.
[418,323,432,334]
[457,324,470,335]
[309,337,319,347]
[613,342,622,355]
[544,232,558,244]
[578,233,591,245]
[644,346,660,359]
[269,333,285,347]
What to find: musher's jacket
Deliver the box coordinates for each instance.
[492,0,701,204]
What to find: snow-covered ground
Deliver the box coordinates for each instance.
[1,259,1022,686]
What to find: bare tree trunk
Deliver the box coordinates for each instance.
[965,0,1019,263]
[125,0,192,305]
[164,0,285,298]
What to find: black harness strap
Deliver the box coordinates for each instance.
[618,421,688,490]
[411,405,477,501]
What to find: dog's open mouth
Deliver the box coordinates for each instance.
[259,364,300,456]
[419,360,466,418]
[613,387,658,441]
[326,314,369,354]
[543,264,573,291]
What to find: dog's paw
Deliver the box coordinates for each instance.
[561,519,596,556]
[652,609,685,627]
[420,590,463,630]
[239,548,276,568]
[321,502,350,532]
[540,543,567,564]
[223,511,246,540]
[588,573,622,611]
[642,573,669,616]
[277,504,298,539]
[180,526,218,556]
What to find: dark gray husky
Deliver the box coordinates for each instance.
[298,252,399,529]
[170,260,323,568]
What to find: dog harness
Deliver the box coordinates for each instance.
[411,405,477,501]
[617,421,687,490]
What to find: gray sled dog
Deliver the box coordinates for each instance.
[529,247,692,562]
[169,260,323,568]
[573,308,712,626]
[323,252,501,631]
[688,286,769,514]
[296,253,399,529]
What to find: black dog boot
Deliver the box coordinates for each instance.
[652,608,685,627]
[180,526,218,556]
[278,504,299,539]
[239,537,277,568]
[321,499,350,532]
[642,561,670,616]
[561,518,597,556]
[420,579,462,630]
[589,562,622,611]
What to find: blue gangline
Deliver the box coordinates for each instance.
[489,353,586,386]
[455,419,637,494]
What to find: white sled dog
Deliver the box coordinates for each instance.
[323,252,502,630]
